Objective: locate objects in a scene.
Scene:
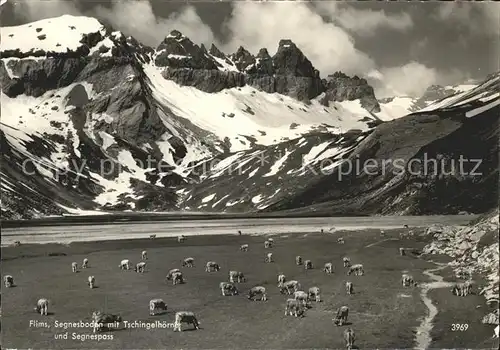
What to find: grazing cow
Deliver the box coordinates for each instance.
[4,275,14,288]
[380,229,385,237]
[119,259,130,270]
[248,286,267,301]
[220,282,238,296]
[34,298,49,315]
[178,235,186,243]
[337,237,345,244]
[343,257,351,268]
[82,258,89,268]
[149,234,156,239]
[134,262,146,273]
[166,268,181,280]
[280,280,301,295]
[229,271,246,283]
[92,311,122,333]
[294,290,309,307]
[149,299,167,315]
[324,262,334,274]
[452,281,472,296]
[182,257,195,267]
[399,248,406,256]
[265,240,272,249]
[277,274,286,287]
[13,240,21,246]
[402,274,415,287]
[494,325,499,338]
[173,311,200,332]
[304,260,313,270]
[88,276,95,289]
[334,306,349,326]
[205,261,220,272]
[285,298,304,317]
[346,281,354,295]
[265,252,273,263]
[240,244,249,252]
[172,271,184,285]
[308,286,321,302]
[296,255,303,265]
[72,262,78,273]
[347,264,364,276]
[141,251,147,260]
[344,328,355,349]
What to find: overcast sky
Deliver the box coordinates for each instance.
[1,0,499,98]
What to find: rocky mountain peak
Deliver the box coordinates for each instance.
[231,46,256,72]
[272,39,317,78]
[256,48,271,60]
[209,43,226,59]
[321,71,381,112]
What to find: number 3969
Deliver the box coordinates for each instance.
[451,324,469,331]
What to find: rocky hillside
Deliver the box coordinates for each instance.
[1,15,499,219]
[423,208,499,326]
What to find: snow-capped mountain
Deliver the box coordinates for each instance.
[1,15,498,219]
[378,83,479,120]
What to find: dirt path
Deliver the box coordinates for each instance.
[414,263,455,349]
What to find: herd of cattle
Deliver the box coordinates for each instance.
[2,230,477,348]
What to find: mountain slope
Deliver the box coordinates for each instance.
[1,15,389,219]
[259,74,500,215]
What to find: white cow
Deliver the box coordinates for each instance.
[399,248,406,256]
[304,260,313,270]
[82,258,89,268]
[4,275,14,287]
[308,286,321,302]
[229,271,246,283]
[346,281,354,295]
[277,274,286,287]
[294,290,309,307]
[334,306,349,326]
[248,286,267,301]
[173,311,199,332]
[296,255,303,265]
[240,244,249,252]
[172,271,184,285]
[141,250,147,260]
[149,299,167,315]
[220,282,238,296]
[178,235,186,243]
[119,259,131,270]
[182,257,195,267]
[494,325,499,338]
[166,269,181,280]
[343,257,351,267]
[285,298,304,317]
[34,298,49,315]
[72,262,78,273]
[344,328,355,349]
[92,311,122,333]
[324,262,334,274]
[402,274,414,287]
[280,280,301,295]
[134,262,146,273]
[88,276,95,289]
[265,240,272,248]
[265,252,273,263]
[347,264,364,276]
[205,261,220,272]
[337,237,345,244]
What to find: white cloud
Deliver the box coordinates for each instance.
[315,2,413,36]
[369,63,467,98]
[435,2,500,36]
[92,0,216,47]
[221,1,375,76]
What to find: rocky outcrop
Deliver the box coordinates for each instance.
[162,68,245,93]
[320,71,381,112]
[423,209,499,321]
